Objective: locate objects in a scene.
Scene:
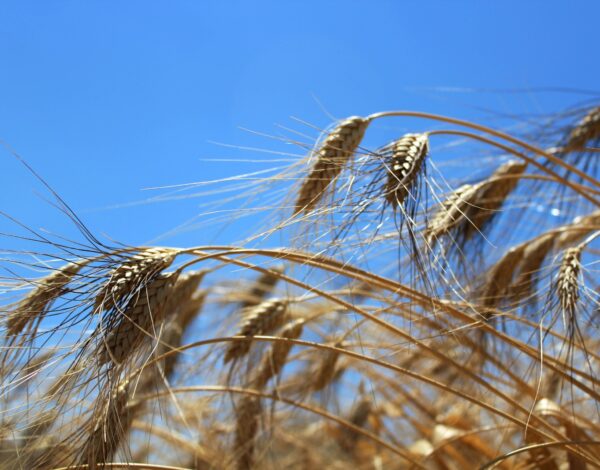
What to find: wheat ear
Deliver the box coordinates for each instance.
[6,262,80,336]
[564,106,600,152]
[557,246,582,318]
[252,318,304,389]
[94,248,176,313]
[240,265,284,309]
[426,161,525,244]
[233,396,262,470]
[295,116,369,214]
[224,299,288,364]
[384,133,429,207]
[100,271,179,365]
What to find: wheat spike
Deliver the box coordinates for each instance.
[425,183,474,244]
[565,106,600,151]
[233,396,262,470]
[6,262,80,336]
[311,344,343,392]
[480,245,525,308]
[509,233,555,301]
[253,318,304,389]
[224,299,288,364]
[557,209,600,247]
[557,246,582,317]
[338,397,372,451]
[427,161,525,245]
[94,248,176,313]
[100,271,179,365]
[384,133,429,207]
[295,116,369,214]
[82,380,140,468]
[239,265,284,309]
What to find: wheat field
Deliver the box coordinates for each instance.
[1,103,600,469]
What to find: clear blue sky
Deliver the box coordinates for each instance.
[1,1,599,250]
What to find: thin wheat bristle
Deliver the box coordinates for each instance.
[100,271,179,365]
[233,396,262,470]
[240,265,284,309]
[564,106,600,151]
[94,248,176,313]
[557,246,582,316]
[384,133,429,207]
[224,298,288,364]
[6,262,80,336]
[253,318,304,389]
[294,116,369,214]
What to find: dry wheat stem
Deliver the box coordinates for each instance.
[368,110,600,189]
[179,247,597,380]
[132,384,427,467]
[133,336,571,446]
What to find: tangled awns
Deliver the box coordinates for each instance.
[1,103,600,469]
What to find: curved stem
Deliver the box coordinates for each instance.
[367,110,600,189]
[134,384,425,466]
[427,129,600,206]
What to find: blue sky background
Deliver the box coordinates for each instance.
[1,1,599,251]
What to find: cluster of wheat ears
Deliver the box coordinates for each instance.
[1,102,600,469]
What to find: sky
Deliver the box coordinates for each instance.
[1,1,599,252]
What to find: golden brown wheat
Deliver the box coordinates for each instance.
[294,116,369,214]
[564,106,600,151]
[384,133,429,207]
[224,298,288,364]
[94,248,176,313]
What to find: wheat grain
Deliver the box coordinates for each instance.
[295,116,369,214]
[384,133,429,207]
[224,299,288,364]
